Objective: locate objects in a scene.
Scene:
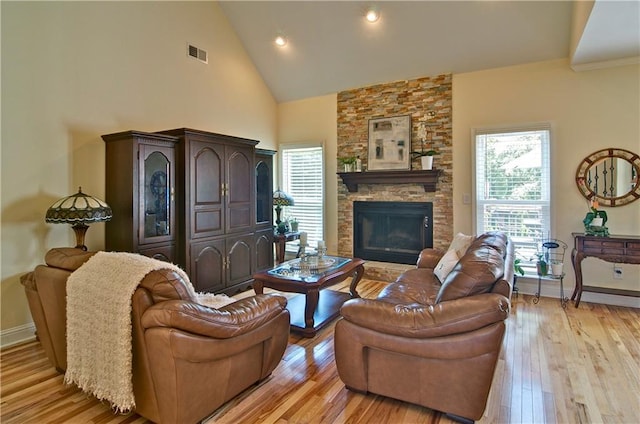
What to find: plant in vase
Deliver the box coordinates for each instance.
[534,253,548,276]
[583,199,608,235]
[411,122,437,170]
[276,222,288,234]
[338,156,357,172]
[289,217,299,232]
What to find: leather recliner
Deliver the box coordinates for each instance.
[21,248,290,424]
[334,232,515,423]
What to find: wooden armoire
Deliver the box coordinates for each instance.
[102,128,275,295]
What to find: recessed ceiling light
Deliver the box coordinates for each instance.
[365,8,380,23]
[275,35,287,47]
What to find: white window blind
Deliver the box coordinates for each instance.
[475,125,551,269]
[281,146,324,249]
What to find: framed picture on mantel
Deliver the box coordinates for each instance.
[367,115,411,171]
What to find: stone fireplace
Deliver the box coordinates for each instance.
[353,201,433,265]
[336,74,453,276]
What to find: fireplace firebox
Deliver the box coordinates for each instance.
[353,201,433,265]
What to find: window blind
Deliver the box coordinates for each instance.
[475,125,551,268]
[281,146,324,249]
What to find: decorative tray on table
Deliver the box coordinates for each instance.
[268,256,350,280]
[290,256,336,271]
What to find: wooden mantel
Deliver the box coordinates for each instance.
[337,169,442,193]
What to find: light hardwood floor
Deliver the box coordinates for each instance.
[2,279,639,424]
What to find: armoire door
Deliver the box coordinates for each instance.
[189,140,225,239]
[190,238,225,293]
[225,145,254,233]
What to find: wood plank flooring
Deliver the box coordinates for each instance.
[1,278,639,423]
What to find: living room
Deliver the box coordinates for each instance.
[2,1,639,423]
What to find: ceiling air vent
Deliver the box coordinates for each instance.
[187,43,208,64]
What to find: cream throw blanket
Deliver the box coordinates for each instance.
[64,251,235,413]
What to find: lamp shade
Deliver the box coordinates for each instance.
[45,187,112,250]
[46,187,112,223]
[273,189,294,225]
[273,189,294,207]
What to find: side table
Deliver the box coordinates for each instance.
[274,231,301,264]
[533,273,568,308]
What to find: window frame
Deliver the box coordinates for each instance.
[472,123,552,273]
[279,142,325,251]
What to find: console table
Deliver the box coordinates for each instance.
[571,233,640,307]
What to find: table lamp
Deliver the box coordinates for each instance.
[272,189,294,225]
[45,187,113,250]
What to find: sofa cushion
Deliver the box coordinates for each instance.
[436,246,505,302]
[378,276,440,305]
[467,231,508,258]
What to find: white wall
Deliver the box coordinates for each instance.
[1,1,277,334]
[453,59,640,293]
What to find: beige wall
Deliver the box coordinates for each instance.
[3,2,639,339]
[278,59,640,294]
[277,94,338,253]
[1,1,277,332]
[453,59,640,292]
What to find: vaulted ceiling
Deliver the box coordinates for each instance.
[219,1,640,103]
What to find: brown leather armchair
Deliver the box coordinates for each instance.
[334,232,514,423]
[21,248,290,424]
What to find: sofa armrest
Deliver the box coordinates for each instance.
[339,293,509,338]
[141,294,288,338]
[44,248,95,271]
[416,248,445,269]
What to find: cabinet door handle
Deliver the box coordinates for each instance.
[170,187,175,202]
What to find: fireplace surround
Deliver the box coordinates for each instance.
[353,201,433,265]
[336,73,453,266]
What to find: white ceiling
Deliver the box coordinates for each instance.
[219,1,640,103]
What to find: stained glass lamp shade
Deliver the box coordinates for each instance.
[272,189,294,225]
[45,187,113,250]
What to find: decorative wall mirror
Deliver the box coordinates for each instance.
[575,148,640,207]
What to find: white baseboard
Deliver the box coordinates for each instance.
[1,322,36,349]
[515,277,640,309]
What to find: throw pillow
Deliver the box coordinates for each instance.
[433,249,460,283]
[449,232,475,258]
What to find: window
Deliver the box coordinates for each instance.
[474,125,551,270]
[281,145,324,249]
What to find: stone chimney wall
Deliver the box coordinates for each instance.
[337,74,454,258]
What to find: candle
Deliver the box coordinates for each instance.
[317,240,325,249]
[299,232,307,246]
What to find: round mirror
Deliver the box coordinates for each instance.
[575,148,640,207]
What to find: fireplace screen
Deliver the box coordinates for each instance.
[353,201,433,265]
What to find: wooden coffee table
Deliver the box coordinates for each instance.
[253,256,365,337]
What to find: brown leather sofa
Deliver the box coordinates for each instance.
[21,248,290,424]
[334,232,514,423]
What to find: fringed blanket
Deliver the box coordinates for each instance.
[64,251,235,413]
